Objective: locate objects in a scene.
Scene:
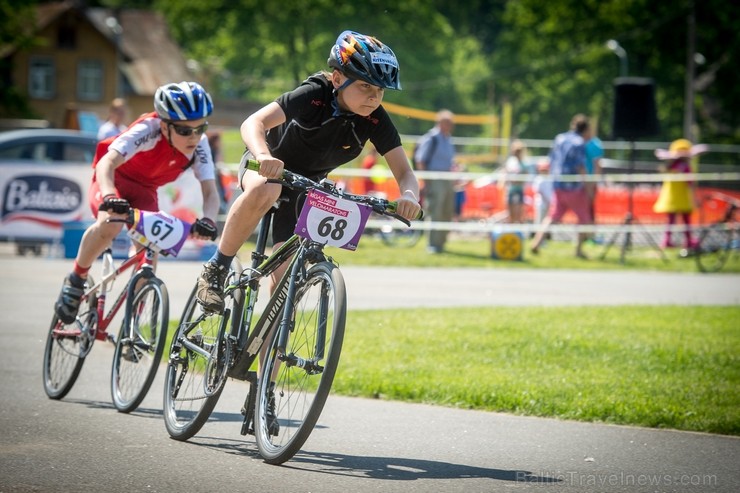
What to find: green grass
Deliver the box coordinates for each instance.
[238,234,740,273]
[335,305,740,435]
[163,233,738,435]
[220,128,246,167]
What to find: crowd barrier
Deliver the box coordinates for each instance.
[218,167,739,236]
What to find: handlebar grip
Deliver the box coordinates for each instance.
[246,158,260,172]
[388,201,424,221]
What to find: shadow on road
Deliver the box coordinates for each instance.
[285,451,561,483]
[180,435,560,484]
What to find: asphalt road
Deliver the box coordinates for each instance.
[1,255,738,492]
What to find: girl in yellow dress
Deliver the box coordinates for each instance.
[653,139,708,249]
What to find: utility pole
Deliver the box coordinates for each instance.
[683,3,696,141]
[606,39,628,77]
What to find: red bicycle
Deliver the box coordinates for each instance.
[42,209,192,412]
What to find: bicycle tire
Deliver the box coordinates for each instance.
[42,275,96,400]
[111,276,169,413]
[255,261,347,464]
[163,258,243,440]
[695,224,732,273]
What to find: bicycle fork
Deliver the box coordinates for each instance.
[277,259,329,375]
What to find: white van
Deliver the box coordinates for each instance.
[0,129,98,255]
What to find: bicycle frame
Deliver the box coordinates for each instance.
[225,209,317,380]
[52,246,154,346]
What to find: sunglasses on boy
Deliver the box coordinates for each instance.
[168,122,209,137]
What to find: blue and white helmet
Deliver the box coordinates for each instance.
[154,81,213,121]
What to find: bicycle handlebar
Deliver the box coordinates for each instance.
[245,159,424,226]
[105,209,136,226]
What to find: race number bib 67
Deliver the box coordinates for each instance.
[128,210,191,256]
[294,190,371,251]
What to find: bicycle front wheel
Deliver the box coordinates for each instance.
[42,276,96,399]
[163,259,243,440]
[695,224,732,273]
[255,261,347,464]
[111,276,169,413]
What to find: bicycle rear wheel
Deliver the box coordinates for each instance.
[695,224,731,273]
[255,261,346,464]
[163,259,243,440]
[42,276,96,399]
[111,276,169,413]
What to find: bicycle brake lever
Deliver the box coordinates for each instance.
[389,213,412,227]
[105,209,135,225]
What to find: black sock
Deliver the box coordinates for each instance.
[209,249,234,270]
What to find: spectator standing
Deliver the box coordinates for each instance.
[532,158,553,227]
[653,138,707,249]
[97,98,128,141]
[530,114,592,259]
[584,129,603,221]
[500,139,529,224]
[414,109,456,253]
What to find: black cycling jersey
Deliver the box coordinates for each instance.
[266,72,402,180]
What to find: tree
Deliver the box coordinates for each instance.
[0,0,42,117]
[88,0,740,143]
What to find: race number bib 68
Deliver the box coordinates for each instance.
[128,210,191,256]
[294,190,371,251]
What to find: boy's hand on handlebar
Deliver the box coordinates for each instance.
[190,217,218,241]
[98,194,130,215]
[395,192,422,221]
[256,155,284,180]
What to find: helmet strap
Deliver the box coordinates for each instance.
[337,78,354,91]
[165,124,175,148]
[331,77,355,117]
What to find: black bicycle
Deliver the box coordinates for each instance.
[163,161,422,464]
[690,192,739,273]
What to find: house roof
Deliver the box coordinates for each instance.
[6,1,192,97]
[86,8,192,95]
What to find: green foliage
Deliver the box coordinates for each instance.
[337,305,740,434]
[17,0,735,141]
[0,0,43,118]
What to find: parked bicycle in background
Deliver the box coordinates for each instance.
[687,191,739,273]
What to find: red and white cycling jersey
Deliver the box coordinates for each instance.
[93,112,215,189]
